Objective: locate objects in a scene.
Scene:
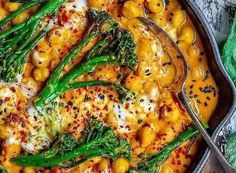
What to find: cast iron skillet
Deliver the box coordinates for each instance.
[177,0,236,172]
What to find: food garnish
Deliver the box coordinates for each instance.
[34,9,138,111]
[10,118,131,168]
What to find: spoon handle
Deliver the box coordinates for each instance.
[178,91,235,173]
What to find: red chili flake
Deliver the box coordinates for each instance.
[51,168,62,173]
[67,101,73,106]
[9,113,20,123]
[158,104,172,119]
[1,140,7,152]
[20,118,26,128]
[59,94,66,99]
[104,105,109,111]
[177,160,182,165]
[171,158,177,165]
[172,94,185,112]
[4,97,10,102]
[16,104,22,112]
[66,107,71,112]
[125,103,130,109]
[95,86,102,92]
[58,10,69,25]
[20,131,27,142]
[156,133,167,139]
[176,147,186,155]
[10,87,16,92]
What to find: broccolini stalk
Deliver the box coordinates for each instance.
[10,118,131,168]
[69,80,136,102]
[34,10,137,110]
[0,0,66,83]
[129,127,199,173]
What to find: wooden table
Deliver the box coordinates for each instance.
[202,154,224,173]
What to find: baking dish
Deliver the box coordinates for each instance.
[177,0,236,172]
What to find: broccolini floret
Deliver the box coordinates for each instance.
[10,118,131,168]
[34,9,138,110]
[0,0,66,83]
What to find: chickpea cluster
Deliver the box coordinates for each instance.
[23,26,70,91]
[0,0,217,173]
[86,1,210,173]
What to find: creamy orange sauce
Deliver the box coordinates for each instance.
[0,0,218,173]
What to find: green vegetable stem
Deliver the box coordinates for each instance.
[10,118,131,168]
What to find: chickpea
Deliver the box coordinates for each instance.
[4,2,21,12]
[160,126,175,142]
[167,27,177,41]
[47,27,70,45]
[50,58,61,70]
[137,38,154,62]
[33,67,49,82]
[166,107,180,123]
[5,144,21,159]
[137,126,156,147]
[88,0,110,9]
[125,73,143,93]
[122,1,144,19]
[177,40,188,53]
[50,47,61,60]
[172,9,186,27]
[31,51,50,68]
[150,13,169,28]
[12,11,29,25]
[98,158,109,171]
[0,125,10,139]
[94,66,118,82]
[147,0,165,13]
[126,18,142,41]
[24,63,34,77]
[133,146,145,156]
[107,113,118,127]
[143,81,156,94]
[161,165,174,173]
[134,0,145,4]
[146,118,160,132]
[37,40,52,53]
[112,158,129,173]
[0,7,8,20]
[191,65,206,80]
[22,77,38,91]
[2,160,21,173]
[23,167,35,173]
[137,62,150,78]
[179,26,196,44]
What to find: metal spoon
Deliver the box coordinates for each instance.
[137,17,236,173]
